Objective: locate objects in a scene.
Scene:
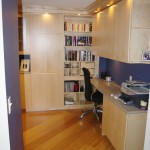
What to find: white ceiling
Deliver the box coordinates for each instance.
[19,0,121,15]
[21,0,96,11]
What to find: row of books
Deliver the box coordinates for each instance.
[65,35,92,46]
[65,50,95,61]
[64,22,92,32]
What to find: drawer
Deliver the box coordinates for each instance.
[80,62,95,68]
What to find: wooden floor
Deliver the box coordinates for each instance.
[22,109,115,150]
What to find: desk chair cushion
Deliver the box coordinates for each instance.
[91,90,103,105]
[82,67,93,101]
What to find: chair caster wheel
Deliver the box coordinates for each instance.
[80,115,83,119]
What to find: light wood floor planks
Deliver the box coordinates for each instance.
[22,109,115,150]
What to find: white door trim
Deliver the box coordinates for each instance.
[0,0,10,149]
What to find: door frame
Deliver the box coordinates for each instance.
[0,1,10,149]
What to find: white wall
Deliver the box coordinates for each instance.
[0,0,10,149]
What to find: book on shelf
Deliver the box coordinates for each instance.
[78,24,84,32]
[65,36,72,46]
[65,35,92,46]
[84,24,90,32]
[64,22,92,32]
[65,50,95,61]
[72,24,78,32]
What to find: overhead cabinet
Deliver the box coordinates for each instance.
[92,0,150,63]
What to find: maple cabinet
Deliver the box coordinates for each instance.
[20,13,64,111]
[102,95,147,150]
[92,0,150,63]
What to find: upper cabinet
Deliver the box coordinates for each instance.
[92,0,150,63]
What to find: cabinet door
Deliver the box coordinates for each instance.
[29,14,46,34]
[47,74,64,108]
[46,14,64,33]
[125,113,147,150]
[30,34,47,73]
[103,97,126,150]
[47,34,64,73]
[31,74,49,111]
[31,74,64,110]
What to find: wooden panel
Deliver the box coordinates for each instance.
[20,74,31,109]
[20,74,31,95]
[91,15,97,54]
[29,14,46,34]
[105,6,115,60]
[46,14,64,33]
[103,96,126,150]
[102,96,108,135]
[47,74,64,108]
[30,34,47,73]
[114,0,131,62]
[46,34,64,73]
[129,29,150,62]
[131,0,150,28]
[21,95,32,110]
[125,113,147,150]
[93,0,131,62]
[31,74,49,111]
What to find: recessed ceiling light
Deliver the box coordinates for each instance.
[94,10,98,13]
[78,14,81,16]
[107,4,110,7]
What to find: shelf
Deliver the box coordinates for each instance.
[64,31,92,35]
[64,76,84,81]
[19,51,30,55]
[64,15,93,108]
[64,92,84,94]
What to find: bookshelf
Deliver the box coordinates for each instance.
[64,16,95,106]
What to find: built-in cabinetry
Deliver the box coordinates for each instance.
[92,0,150,63]
[19,13,64,111]
[91,79,147,150]
[102,95,147,150]
[64,16,96,106]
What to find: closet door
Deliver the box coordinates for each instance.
[47,34,64,73]
[30,34,47,73]
[47,74,64,108]
[31,74,49,111]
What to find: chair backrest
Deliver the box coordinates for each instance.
[82,67,93,101]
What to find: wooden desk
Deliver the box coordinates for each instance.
[91,79,147,150]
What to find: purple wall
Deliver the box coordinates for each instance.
[99,57,150,85]
[2,0,24,150]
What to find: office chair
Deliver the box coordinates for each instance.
[80,67,103,121]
